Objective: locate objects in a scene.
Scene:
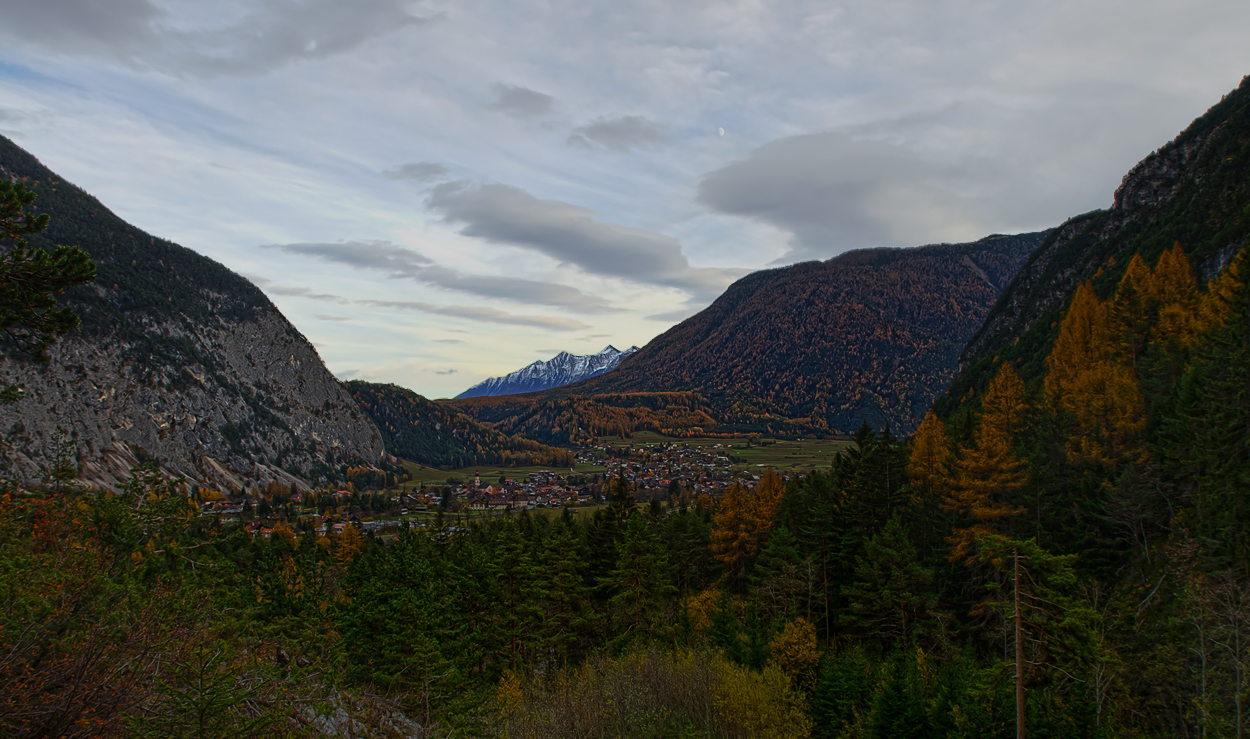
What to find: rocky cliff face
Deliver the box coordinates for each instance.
[0,136,384,491]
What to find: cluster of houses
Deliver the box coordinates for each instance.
[454,470,592,512]
[197,440,791,539]
[578,441,770,499]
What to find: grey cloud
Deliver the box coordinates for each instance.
[0,0,161,56]
[698,132,986,262]
[261,240,610,312]
[359,300,589,331]
[435,339,465,344]
[383,161,450,182]
[262,240,432,277]
[316,314,352,322]
[263,284,351,303]
[0,0,432,76]
[647,308,699,323]
[435,368,458,375]
[488,83,555,119]
[427,182,745,300]
[568,116,667,152]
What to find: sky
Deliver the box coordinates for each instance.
[0,1,1248,399]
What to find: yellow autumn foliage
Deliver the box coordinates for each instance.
[710,468,785,579]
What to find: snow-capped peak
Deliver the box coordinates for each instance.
[455,345,639,399]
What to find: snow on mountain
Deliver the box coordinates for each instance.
[454,345,639,399]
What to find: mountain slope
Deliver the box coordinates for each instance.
[936,74,1250,414]
[449,232,1044,438]
[348,381,573,468]
[455,345,639,399]
[0,136,385,491]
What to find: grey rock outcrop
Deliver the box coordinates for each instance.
[0,136,384,491]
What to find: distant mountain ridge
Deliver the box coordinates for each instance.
[455,345,639,399]
[448,232,1045,439]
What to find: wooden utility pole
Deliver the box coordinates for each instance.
[1015,546,1025,739]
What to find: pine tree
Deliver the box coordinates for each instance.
[842,513,942,646]
[492,519,544,670]
[605,513,674,648]
[540,516,595,666]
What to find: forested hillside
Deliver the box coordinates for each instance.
[448,232,1043,439]
[446,391,721,445]
[944,74,1250,408]
[348,381,573,468]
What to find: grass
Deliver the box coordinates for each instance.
[596,431,853,473]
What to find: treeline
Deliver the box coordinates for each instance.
[348,380,573,468]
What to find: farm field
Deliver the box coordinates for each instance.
[597,430,855,473]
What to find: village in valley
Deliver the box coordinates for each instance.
[197,434,852,540]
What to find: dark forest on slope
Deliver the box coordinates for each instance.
[347,381,572,468]
[447,232,1044,441]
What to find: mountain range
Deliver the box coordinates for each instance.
[455,345,639,399]
[447,232,1044,441]
[8,75,1249,483]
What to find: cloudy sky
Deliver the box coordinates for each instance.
[1,0,1247,398]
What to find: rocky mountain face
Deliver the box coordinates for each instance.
[0,135,385,492]
[455,345,639,399]
[450,232,1044,437]
[941,75,1250,409]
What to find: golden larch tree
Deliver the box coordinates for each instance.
[944,364,1028,562]
[1045,281,1145,467]
[908,409,953,500]
[711,468,785,580]
[1152,242,1200,347]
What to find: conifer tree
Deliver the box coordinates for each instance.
[605,513,674,647]
[492,519,544,670]
[842,513,943,646]
[908,410,953,500]
[540,516,595,666]
[945,364,1028,562]
[711,468,785,585]
[1169,247,1250,567]
[1045,281,1145,468]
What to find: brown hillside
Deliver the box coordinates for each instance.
[448,232,1044,438]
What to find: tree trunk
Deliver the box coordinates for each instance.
[1016,546,1026,739]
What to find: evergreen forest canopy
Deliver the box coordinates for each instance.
[2,78,1250,739]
